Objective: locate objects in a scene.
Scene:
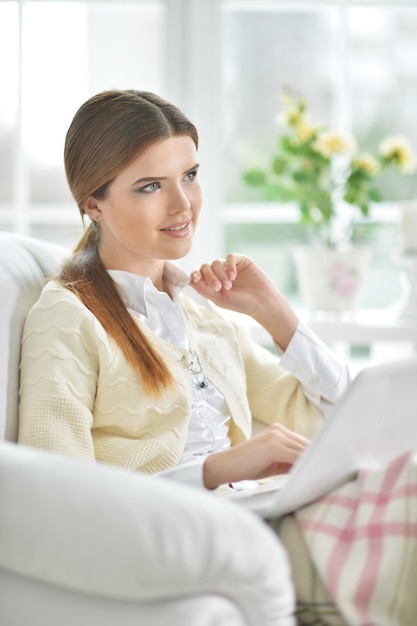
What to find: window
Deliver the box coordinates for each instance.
[0,0,165,246]
[2,0,417,309]
[218,1,417,308]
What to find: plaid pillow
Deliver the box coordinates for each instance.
[295,450,417,625]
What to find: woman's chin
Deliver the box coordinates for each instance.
[167,239,193,260]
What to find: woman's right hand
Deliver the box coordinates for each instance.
[202,423,310,490]
[189,254,299,351]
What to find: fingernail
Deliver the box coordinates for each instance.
[223,280,232,290]
[191,271,200,282]
[213,281,222,291]
[228,271,236,280]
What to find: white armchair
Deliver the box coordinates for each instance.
[0,232,296,626]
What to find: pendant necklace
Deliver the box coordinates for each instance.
[182,351,209,389]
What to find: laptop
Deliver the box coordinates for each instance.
[220,357,417,518]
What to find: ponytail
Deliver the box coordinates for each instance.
[57,223,174,396]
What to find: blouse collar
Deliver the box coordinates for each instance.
[107,262,190,317]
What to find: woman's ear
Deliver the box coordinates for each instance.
[83,196,102,222]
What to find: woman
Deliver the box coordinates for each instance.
[18,90,356,624]
[18,89,349,491]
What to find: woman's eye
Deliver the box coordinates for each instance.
[140,182,160,193]
[184,170,198,182]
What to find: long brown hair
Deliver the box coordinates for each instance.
[58,90,199,395]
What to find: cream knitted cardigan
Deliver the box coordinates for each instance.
[18,281,324,474]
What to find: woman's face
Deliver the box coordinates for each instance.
[84,135,202,277]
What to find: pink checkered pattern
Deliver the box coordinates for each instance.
[296,450,417,625]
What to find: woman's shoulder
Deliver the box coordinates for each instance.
[32,279,84,306]
[22,280,110,356]
[26,280,97,325]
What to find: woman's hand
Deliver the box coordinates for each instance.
[189,253,299,351]
[202,423,309,490]
[190,254,270,315]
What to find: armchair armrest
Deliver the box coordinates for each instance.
[0,442,295,626]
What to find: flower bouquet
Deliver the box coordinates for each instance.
[243,91,417,249]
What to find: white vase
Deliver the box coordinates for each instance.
[292,245,372,312]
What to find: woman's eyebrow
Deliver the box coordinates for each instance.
[132,163,200,186]
[186,163,200,172]
[132,176,167,185]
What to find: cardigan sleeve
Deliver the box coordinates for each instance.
[18,287,99,461]
[235,323,327,439]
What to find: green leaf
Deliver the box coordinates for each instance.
[264,184,296,202]
[272,156,288,175]
[368,188,382,202]
[343,189,358,204]
[280,136,299,155]
[299,203,314,224]
[243,169,267,187]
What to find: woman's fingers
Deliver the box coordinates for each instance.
[202,260,231,290]
[224,253,237,280]
[190,256,238,291]
[265,423,310,458]
[203,423,310,489]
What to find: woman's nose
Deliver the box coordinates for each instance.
[168,185,191,214]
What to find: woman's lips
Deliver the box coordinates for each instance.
[160,219,191,237]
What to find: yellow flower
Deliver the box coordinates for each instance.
[275,106,302,128]
[276,94,307,127]
[379,135,417,173]
[312,131,357,158]
[293,115,319,145]
[352,153,381,176]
